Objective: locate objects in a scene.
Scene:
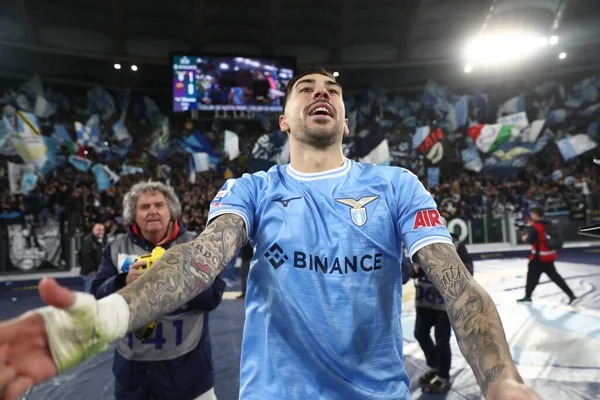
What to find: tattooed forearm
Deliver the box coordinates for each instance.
[415,243,522,394]
[118,213,246,331]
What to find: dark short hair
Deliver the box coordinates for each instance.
[530,206,544,217]
[282,68,337,112]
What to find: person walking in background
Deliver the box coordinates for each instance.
[518,206,576,304]
[78,222,105,293]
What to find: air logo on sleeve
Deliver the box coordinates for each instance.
[413,209,443,229]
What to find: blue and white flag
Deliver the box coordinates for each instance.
[9,112,49,171]
[192,153,211,172]
[52,124,72,144]
[573,77,598,103]
[39,136,58,175]
[412,126,430,149]
[497,95,525,118]
[224,130,240,160]
[68,155,92,172]
[188,157,196,184]
[556,135,597,161]
[86,114,101,133]
[359,138,391,166]
[427,167,440,188]
[497,112,528,130]
[473,92,489,122]
[143,96,164,129]
[461,146,483,172]
[250,131,287,171]
[34,94,56,119]
[7,162,36,194]
[91,164,119,192]
[279,137,290,165]
[454,96,469,129]
[87,87,116,120]
[20,172,38,195]
[20,74,44,99]
[533,129,554,153]
[551,169,563,181]
[546,109,567,125]
[481,142,535,177]
[75,121,101,151]
[179,131,220,164]
[121,164,145,176]
[112,119,132,147]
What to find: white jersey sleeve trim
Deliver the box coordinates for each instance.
[206,210,251,243]
[408,236,454,260]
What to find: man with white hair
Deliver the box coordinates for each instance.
[91,181,225,400]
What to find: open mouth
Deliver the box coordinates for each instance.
[308,102,334,118]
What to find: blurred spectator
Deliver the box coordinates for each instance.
[79,222,106,293]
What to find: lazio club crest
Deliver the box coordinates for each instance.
[335,196,379,226]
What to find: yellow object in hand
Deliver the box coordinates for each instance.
[134,246,166,340]
[136,246,165,270]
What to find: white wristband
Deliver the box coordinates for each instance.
[38,292,130,373]
[96,293,131,338]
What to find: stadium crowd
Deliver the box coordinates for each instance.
[1,72,599,245]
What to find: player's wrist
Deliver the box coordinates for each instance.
[97,293,131,338]
[485,368,524,396]
[37,292,130,373]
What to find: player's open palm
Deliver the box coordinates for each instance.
[0,278,69,400]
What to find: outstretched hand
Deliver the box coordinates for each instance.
[0,278,74,400]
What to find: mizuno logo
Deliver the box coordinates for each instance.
[272,196,302,207]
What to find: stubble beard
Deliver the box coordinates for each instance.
[294,117,344,149]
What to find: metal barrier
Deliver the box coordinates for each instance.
[446,214,600,247]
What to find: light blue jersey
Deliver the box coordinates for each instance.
[208,159,452,399]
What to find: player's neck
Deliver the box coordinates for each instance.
[289,145,345,173]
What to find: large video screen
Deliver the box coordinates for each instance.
[172,55,296,113]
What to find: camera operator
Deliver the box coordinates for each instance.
[517,206,577,304]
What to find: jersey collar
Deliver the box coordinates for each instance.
[286,158,351,181]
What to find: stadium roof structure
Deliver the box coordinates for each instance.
[0,0,599,92]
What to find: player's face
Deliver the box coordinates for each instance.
[135,191,171,235]
[279,73,349,149]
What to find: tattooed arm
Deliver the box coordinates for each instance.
[118,213,246,331]
[414,243,525,396]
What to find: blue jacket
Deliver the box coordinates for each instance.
[92,220,226,399]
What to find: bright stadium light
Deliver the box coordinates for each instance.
[464,63,474,73]
[114,63,121,70]
[131,65,138,71]
[559,52,567,59]
[333,71,339,77]
[463,31,551,69]
[549,35,559,45]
